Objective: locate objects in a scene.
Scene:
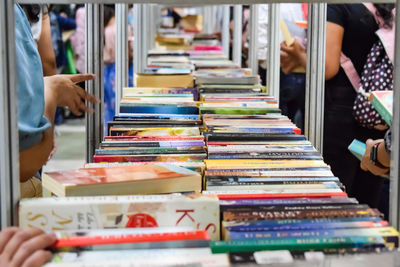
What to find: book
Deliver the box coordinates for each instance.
[225,227,399,248]
[222,217,386,232]
[210,236,385,253]
[42,163,202,196]
[369,90,393,126]
[93,153,207,163]
[202,190,348,200]
[19,194,220,240]
[135,73,194,88]
[222,208,382,221]
[109,127,200,137]
[53,229,210,251]
[46,249,230,266]
[348,139,366,161]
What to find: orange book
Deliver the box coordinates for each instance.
[42,163,201,196]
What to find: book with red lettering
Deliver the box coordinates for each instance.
[19,194,220,240]
[42,163,202,197]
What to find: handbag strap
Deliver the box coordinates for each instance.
[340,53,361,92]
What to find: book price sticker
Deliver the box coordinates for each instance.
[304,251,325,262]
[254,250,294,265]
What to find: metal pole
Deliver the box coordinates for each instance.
[148,4,158,50]
[222,5,230,57]
[134,4,146,74]
[232,5,242,66]
[267,3,280,100]
[305,3,326,152]
[85,4,104,162]
[115,4,128,116]
[0,0,19,228]
[248,4,259,75]
[389,0,400,230]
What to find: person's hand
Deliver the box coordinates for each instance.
[44,74,99,116]
[374,124,389,131]
[360,139,389,176]
[280,40,306,74]
[0,227,56,267]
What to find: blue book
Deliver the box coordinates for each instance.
[223,217,384,233]
[348,139,366,161]
[119,105,199,114]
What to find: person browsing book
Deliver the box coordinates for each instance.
[281,4,394,212]
[14,4,99,197]
[0,227,56,267]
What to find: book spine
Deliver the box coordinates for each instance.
[222,208,382,221]
[210,236,385,253]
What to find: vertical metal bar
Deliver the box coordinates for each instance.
[203,6,215,34]
[85,4,104,163]
[248,5,259,75]
[115,4,128,116]
[134,4,146,74]
[389,0,400,230]
[232,5,243,66]
[222,5,230,57]
[305,3,326,152]
[267,3,280,100]
[0,0,19,228]
[149,4,157,50]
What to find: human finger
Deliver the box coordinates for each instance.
[68,73,96,84]
[12,232,56,267]
[2,228,44,261]
[78,99,94,115]
[0,227,19,253]
[21,250,53,267]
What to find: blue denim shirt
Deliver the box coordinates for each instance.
[15,4,51,151]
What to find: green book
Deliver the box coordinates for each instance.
[369,91,393,126]
[348,139,366,161]
[210,236,385,253]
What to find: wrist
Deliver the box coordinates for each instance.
[370,142,390,169]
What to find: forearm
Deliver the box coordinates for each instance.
[38,13,57,76]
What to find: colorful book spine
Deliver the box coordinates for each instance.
[210,236,385,253]
[369,91,393,126]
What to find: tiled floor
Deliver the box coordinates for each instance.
[43,119,86,172]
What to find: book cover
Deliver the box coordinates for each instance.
[369,90,393,126]
[19,194,220,240]
[348,139,366,161]
[42,163,202,196]
[135,73,194,88]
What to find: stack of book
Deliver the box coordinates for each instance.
[93,87,206,170]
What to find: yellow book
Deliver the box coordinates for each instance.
[135,74,194,88]
[280,19,306,74]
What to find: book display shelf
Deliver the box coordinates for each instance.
[1,0,400,265]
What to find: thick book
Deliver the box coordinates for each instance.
[19,194,220,240]
[42,163,202,196]
[369,90,393,126]
[135,73,194,88]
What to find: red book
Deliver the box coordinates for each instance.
[53,230,209,248]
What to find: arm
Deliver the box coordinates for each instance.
[325,21,344,80]
[19,74,98,182]
[0,227,56,267]
[360,139,390,176]
[37,12,57,76]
